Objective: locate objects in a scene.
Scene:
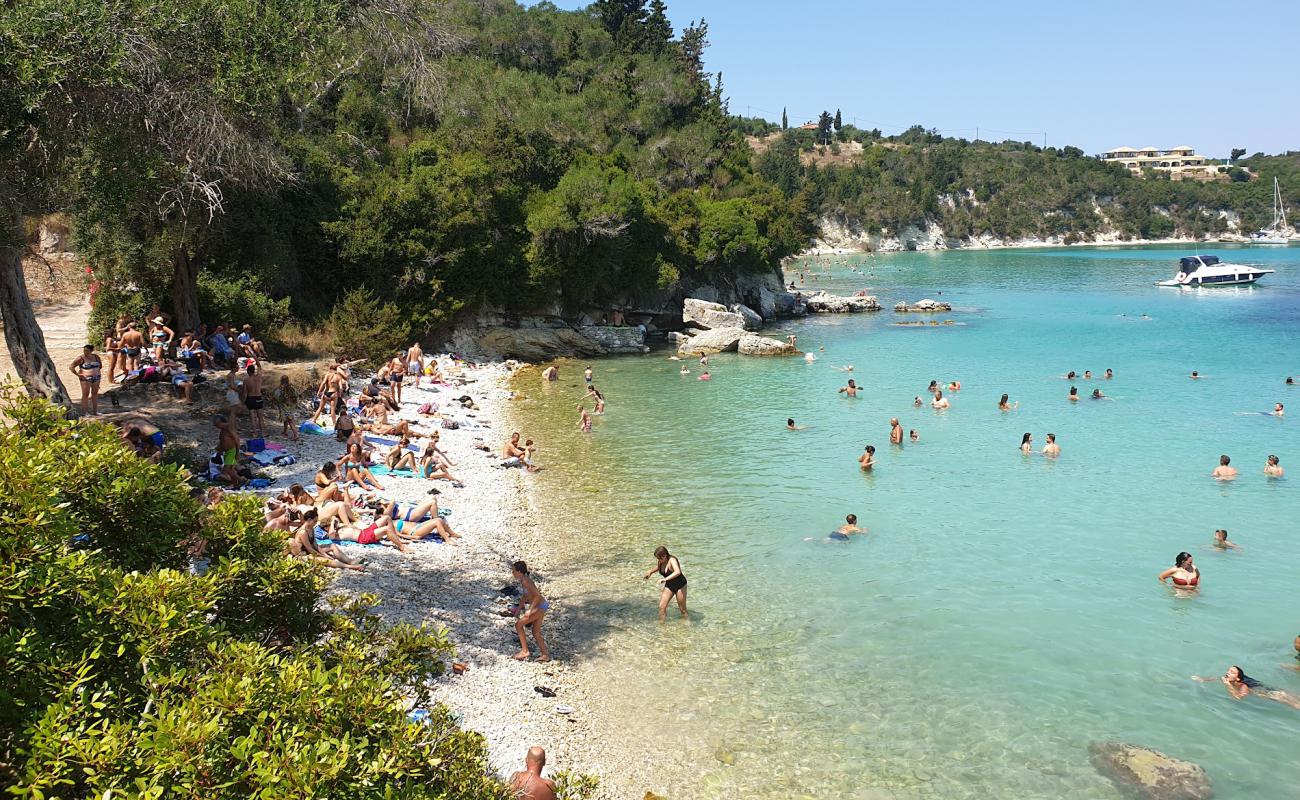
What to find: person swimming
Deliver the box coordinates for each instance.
[913,396,923,407]
[909,429,919,442]
[1091,388,1106,399]
[1105,368,1113,379]
[828,513,865,541]
[1212,454,1237,480]
[1042,433,1060,457]
[1192,666,1300,710]
[998,393,1017,411]
[787,418,806,431]
[839,379,858,397]
[1212,529,1240,550]
[1159,551,1200,589]
[858,445,876,470]
[1020,432,1033,453]
[1190,370,1200,379]
[680,365,690,375]
[1264,454,1284,477]
[1273,403,1284,417]
[1068,386,1079,401]
[698,371,711,381]
[931,390,949,409]
[1066,371,1076,380]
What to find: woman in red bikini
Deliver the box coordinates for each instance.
[1158,551,1200,590]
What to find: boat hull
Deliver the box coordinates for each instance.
[1157,271,1273,287]
[1250,237,1288,245]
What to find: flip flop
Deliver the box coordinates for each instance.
[554,704,574,714]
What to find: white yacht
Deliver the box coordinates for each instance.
[1250,177,1291,245]
[1156,255,1274,287]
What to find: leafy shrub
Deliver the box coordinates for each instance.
[0,390,589,800]
[197,273,291,337]
[326,287,411,365]
[87,282,150,342]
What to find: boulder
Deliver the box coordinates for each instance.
[676,327,743,355]
[1088,742,1214,800]
[666,331,691,345]
[683,298,726,325]
[730,303,764,330]
[803,291,882,313]
[738,333,798,356]
[894,298,952,312]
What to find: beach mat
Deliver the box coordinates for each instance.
[369,465,418,478]
[365,435,420,452]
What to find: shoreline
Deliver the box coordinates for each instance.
[793,235,1259,258]
[251,360,654,798]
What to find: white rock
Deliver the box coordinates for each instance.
[737,333,797,356]
[730,304,763,330]
[677,327,743,354]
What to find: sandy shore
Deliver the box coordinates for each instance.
[244,359,660,798]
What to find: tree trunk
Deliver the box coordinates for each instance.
[0,211,70,406]
[170,245,200,333]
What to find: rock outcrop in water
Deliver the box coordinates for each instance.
[676,327,744,355]
[737,333,798,356]
[894,298,952,312]
[1088,742,1214,800]
[802,291,881,313]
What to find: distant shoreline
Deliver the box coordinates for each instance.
[793,235,1270,259]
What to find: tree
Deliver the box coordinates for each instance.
[817,111,834,146]
[1230,147,1247,164]
[834,109,842,131]
[645,0,673,53]
[0,0,352,400]
[782,107,788,130]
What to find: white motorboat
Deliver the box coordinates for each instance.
[1156,255,1274,287]
[1250,177,1291,245]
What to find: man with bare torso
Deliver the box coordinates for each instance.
[119,323,145,373]
[213,414,244,488]
[312,366,349,424]
[508,747,556,800]
[889,418,903,444]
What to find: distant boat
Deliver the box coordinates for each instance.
[1155,255,1274,287]
[1249,177,1290,245]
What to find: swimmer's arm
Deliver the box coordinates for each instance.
[1157,568,1177,584]
[1190,675,1216,682]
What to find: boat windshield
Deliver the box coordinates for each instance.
[1179,255,1219,272]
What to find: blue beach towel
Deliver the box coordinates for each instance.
[369,465,417,478]
[364,435,420,452]
[299,421,330,436]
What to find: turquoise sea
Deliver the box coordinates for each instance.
[515,244,1300,799]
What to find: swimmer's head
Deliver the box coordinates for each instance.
[1191,371,1198,377]
[890,418,899,426]
[1267,454,1280,465]
[1021,432,1032,445]
[864,445,875,455]
[1000,393,1009,405]
[787,418,795,426]
[1175,552,1193,568]
[1214,529,1228,541]
[1067,371,1076,379]
[1046,433,1056,443]
[1288,377,1295,385]
[1220,454,1230,466]
[847,379,856,387]
[846,514,857,525]
[1069,386,1078,396]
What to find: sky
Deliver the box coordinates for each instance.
[529,0,1299,158]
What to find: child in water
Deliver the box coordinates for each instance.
[577,405,592,432]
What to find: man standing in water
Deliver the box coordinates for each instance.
[839,379,858,397]
[1042,433,1060,457]
[889,418,903,444]
[508,747,557,800]
[1212,455,1238,480]
[931,390,949,409]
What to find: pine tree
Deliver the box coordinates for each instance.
[817,111,833,145]
[782,107,788,130]
[646,0,672,53]
[834,109,842,131]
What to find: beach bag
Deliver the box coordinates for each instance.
[247,438,266,453]
[441,419,459,430]
[418,402,434,414]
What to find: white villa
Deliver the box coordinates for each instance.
[1100,146,1231,181]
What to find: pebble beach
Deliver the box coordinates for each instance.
[246,358,660,799]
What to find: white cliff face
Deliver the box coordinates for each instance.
[801,200,1242,255]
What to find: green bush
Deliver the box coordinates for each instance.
[326,287,411,365]
[0,389,589,800]
[197,273,291,337]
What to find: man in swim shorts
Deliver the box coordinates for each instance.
[829,513,866,541]
[213,414,244,488]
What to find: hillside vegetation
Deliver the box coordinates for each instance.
[749,123,1300,243]
[5,0,806,347]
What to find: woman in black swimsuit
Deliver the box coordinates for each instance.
[643,546,688,621]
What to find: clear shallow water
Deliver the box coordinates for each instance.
[513,244,1300,799]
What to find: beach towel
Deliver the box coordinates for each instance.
[299,421,330,436]
[251,451,279,466]
[364,435,420,452]
[369,465,417,478]
[265,441,286,452]
[315,535,442,549]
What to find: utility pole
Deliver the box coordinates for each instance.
[1043,132,1047,149]
[975,126,979,142]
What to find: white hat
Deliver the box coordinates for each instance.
[152,316,165,325]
